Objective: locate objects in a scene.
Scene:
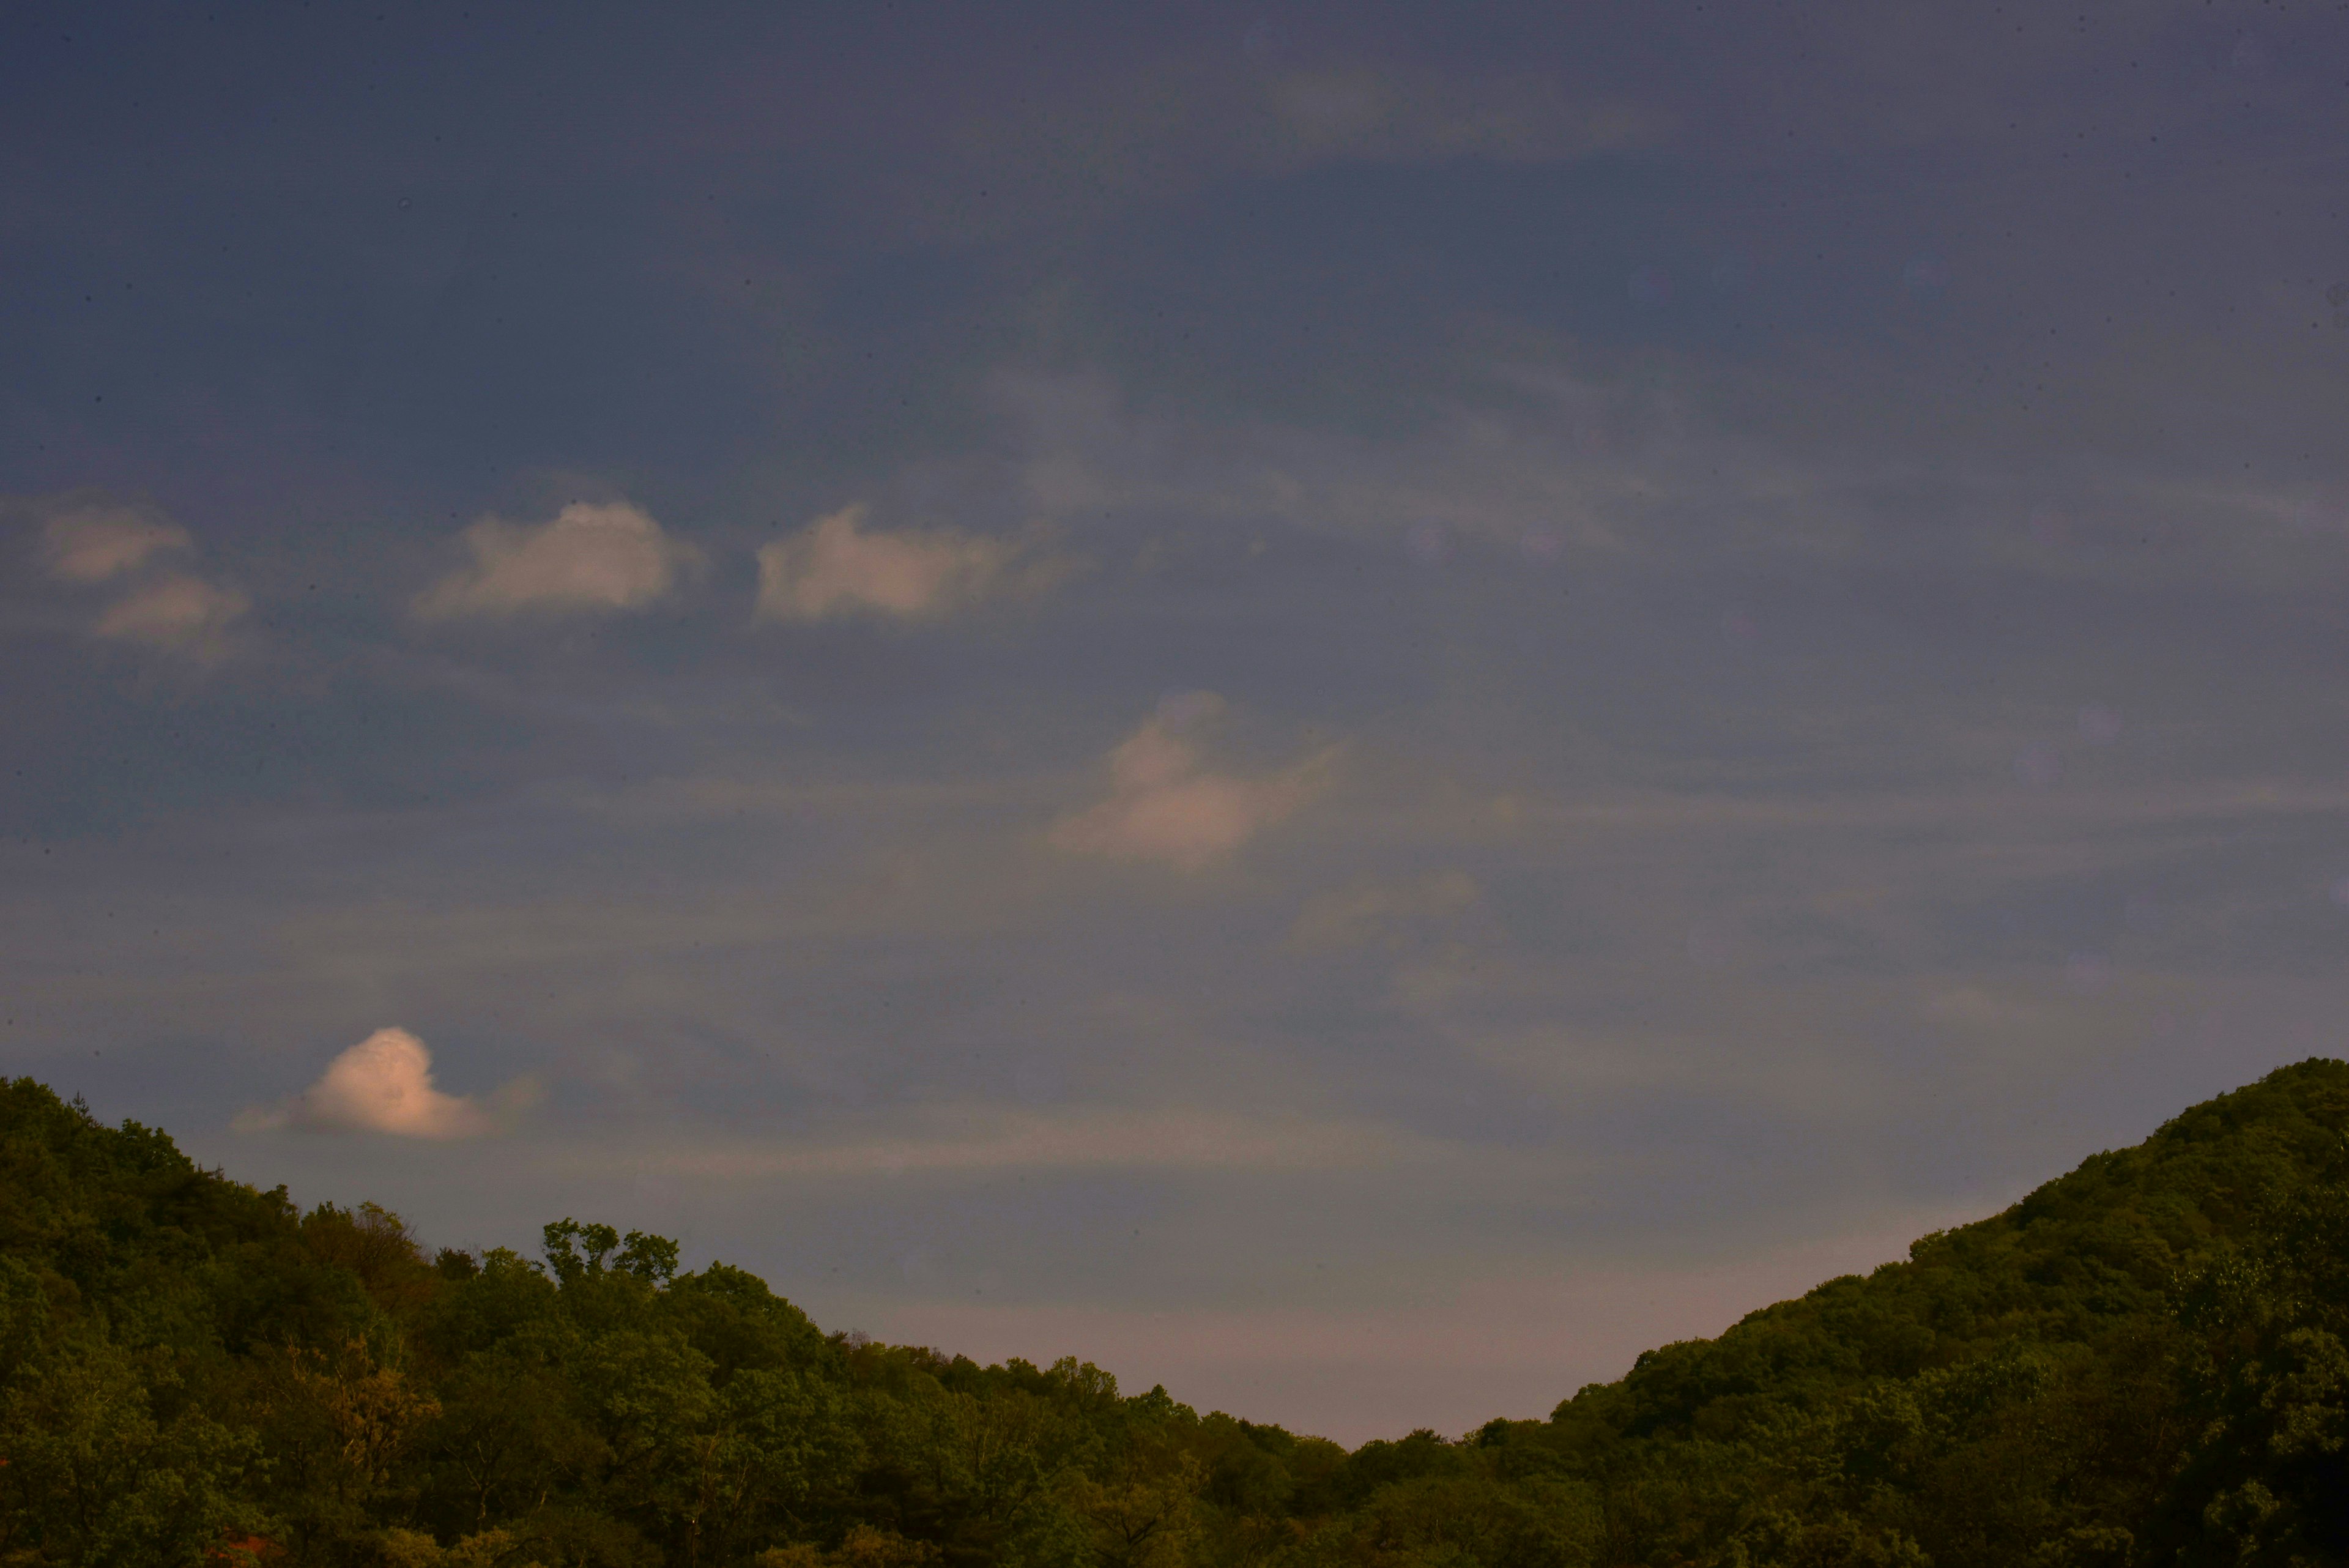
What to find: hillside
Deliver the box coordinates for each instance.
[0,1061,2343,1568]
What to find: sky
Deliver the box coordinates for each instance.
[5,0,2349,1443]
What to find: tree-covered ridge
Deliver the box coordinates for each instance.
[0,1063,2343,1568]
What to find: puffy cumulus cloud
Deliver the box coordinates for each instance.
[755,504,1051,622]
[416,500,699,619]
[1050,694,1337,871]
[42,504,191,583]
[91,572,251,658]
[236,1027,526,1140]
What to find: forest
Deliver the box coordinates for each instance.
[0,1060,2343,1568]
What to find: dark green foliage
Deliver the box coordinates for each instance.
[1,1061,2345,1566]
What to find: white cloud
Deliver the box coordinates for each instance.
[416,500,697,619]
[236,1027,513,1140]
[91,571,249,658]
[1050,694,1335,871]
[755,504,1041,622]
[42,505,191,583]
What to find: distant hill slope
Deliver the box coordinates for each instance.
[0,1062,2342,1568]
[1542,1058,2349,1566]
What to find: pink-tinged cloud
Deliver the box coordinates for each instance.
[237,1027,518,1140]
[91,571,250,658]
[755,504,1037,622]
[417,500,698,619]
[1050,694,1335,871]
[42,505,192,583]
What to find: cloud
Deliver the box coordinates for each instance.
[958,366,1720,563]
[42,505,191,583]
[25,496,248,662]
[236,1027,519,1139]
[416,500,699,619]
[954,365,2349,599]
[835,38,1670,248]
[1050,694,1335,871]
[91,572,250,657]
[755,504,1048,622]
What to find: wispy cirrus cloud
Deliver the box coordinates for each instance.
[1050,694,1337,871]
[417,500,700,619]
[927,368,2349,595]
[236,1027,532,1140]
[823,39,1671,247]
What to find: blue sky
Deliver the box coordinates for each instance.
[6,0,2349,1441]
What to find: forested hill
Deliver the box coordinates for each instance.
[1,1063,2345,1568]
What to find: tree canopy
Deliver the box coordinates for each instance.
[1,1061,2344,1567]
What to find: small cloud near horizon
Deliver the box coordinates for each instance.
[236,1027,532,1140]
[755,504,1053,622]
[1050,694,1336,871]
[417,500,700,619]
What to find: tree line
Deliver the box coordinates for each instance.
[0,1060,2344,1566]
